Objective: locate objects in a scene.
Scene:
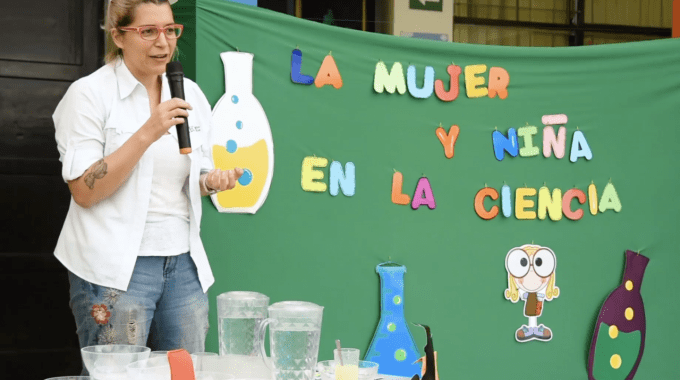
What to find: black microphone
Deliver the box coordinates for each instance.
[166,61,192,154]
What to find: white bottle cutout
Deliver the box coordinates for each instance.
[210,51,274,214]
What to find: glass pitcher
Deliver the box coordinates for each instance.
[217,291,270,356]
[257,301,324,380]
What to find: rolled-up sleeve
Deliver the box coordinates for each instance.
[53,80,105,182]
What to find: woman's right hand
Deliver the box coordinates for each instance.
[143,98,193,142]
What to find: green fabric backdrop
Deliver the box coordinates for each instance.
[175,1,680,378]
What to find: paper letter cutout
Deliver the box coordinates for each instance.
[502,184,512,218]
[515,187,537,220]
[562,189,586,220]
[488,67,509,99]
[315,55,343,89]
[543,126,567,159]
[391,171,410,205]
[411,177,436,210]
[588,183,598,215]
[407,65,435,99]
[570,130,593,162]
[542,114,568,126]
[374,62,406,94]
[518,126,540,157]
[434,64,462,102]
[290,49,314,85]
[475,187,499,220]
[464,64,488,98]
[436,125,460,159]
[493,128,519,161]
[329,161,356,197]
[301,156,328,192]
[599,182,622,213]
[538,186,563,221]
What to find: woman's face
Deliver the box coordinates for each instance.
[113,2,177,81]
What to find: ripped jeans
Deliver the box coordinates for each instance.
[68,253,209,375]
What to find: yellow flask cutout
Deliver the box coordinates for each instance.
[210,52,274,213]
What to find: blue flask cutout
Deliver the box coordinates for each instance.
[365,262,421,377]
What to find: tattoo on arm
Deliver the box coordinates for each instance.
[84,159,108,189]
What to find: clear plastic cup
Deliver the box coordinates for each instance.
[317,360,379,380]
[333,349,360,380]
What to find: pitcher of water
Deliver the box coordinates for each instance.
[217,291,270,356]
[257,301,324,380]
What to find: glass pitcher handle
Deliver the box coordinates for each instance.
[257,318,274,370]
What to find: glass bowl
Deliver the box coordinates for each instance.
[81,345,150,379]
[126,356,173,380]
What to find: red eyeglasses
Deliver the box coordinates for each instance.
[117,24,184,41]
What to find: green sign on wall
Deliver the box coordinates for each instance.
[175,1,680,379]
[409,0,443,12]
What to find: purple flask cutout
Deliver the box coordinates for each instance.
[587,250,649,380]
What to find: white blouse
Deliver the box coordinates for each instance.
[138,133,191,257]
[53,58,215,292]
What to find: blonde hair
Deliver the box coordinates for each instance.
[104,0,173,64]
[504,244,559,302]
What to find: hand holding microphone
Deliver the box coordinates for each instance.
[166,61,192,154]
[145,98,192,142]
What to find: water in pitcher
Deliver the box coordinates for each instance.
[219,317,264,356]
[270,328,321,380]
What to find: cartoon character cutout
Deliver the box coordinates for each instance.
[504,244,559,342]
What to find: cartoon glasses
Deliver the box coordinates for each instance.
[118,24,184,41]
[505,248,556,278]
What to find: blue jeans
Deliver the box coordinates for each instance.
[68,253,209,375]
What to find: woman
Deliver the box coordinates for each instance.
[52,0,239,370]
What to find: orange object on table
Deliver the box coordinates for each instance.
[168,349,196,380]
